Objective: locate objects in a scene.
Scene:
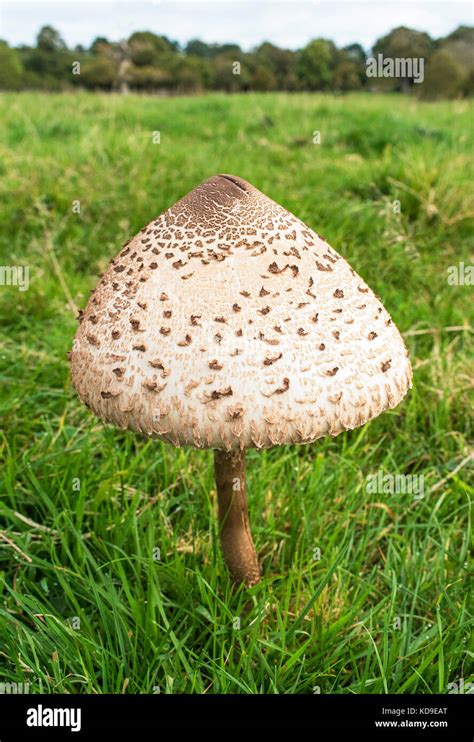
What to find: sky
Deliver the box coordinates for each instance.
[0,0,472,51]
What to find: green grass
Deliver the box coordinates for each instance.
[0,91,472,694]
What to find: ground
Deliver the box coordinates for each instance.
[0,92,472,693]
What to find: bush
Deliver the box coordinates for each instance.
[251,66,277,91]
[296,39,337,91]
[419,50,464,100]
[80,57,117,90]
[333,61,363,91]
[128,64,172,91]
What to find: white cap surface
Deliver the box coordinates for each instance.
[70,174,412,450]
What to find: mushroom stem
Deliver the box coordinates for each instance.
[214,449,260,587]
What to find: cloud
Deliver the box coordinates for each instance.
[1,0,472,50]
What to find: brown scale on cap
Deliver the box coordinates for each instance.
[263,353,282,366]
[227,404,244,420]
[316,261,332,272]
[206,386,233,402]
[258,332,280,346]
[266,377,290,396]
[143,381,167,393]
[149,359,169,377]
[101,391,118,399]
[69,173,412,588]
[209,359,223,370]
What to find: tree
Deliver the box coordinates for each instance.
[170,55,211,92]
[80,57,116,90]
[0,41,23,89]
[372,26,434,91]
[419,50,464,99]
[211,53,250,91]
[252,42,297,89]
[215,43,242,57]
[438,26,474,92]
[251,65,277,91]
[296,39,337,90]
[185,39,214,58]
[18,25,72,88]
[37,25,66,52]
[127,64,172,91]
[333,60,362,91]
[90,37,110,54]
[342,43,366,64]
[373,26,434,59]
[335,44,367,89]
[128,31,178,67]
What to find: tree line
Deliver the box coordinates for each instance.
[0,24,472,98]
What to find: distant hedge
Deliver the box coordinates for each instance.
[1,24,472,98]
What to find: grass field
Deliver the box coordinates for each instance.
[0,91,472,695]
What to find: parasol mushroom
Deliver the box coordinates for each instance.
[69,174,412,587]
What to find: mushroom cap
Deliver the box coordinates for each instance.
[70,174,412,450]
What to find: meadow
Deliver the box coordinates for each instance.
[0,91,472,694]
